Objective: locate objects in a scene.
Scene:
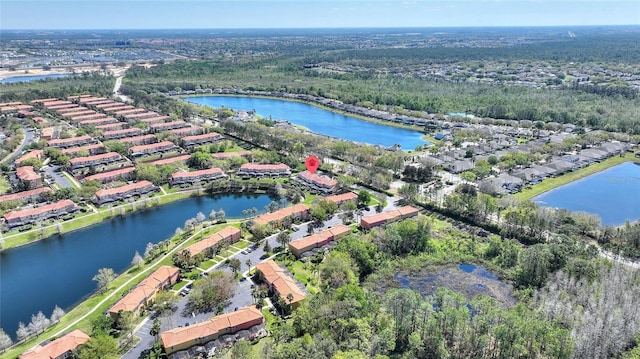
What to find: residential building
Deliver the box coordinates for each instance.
[19,329,90,359]
[251,204,310,228]
[289,224,351,258]
[360,206,420,230]
[79,117,118,127]
[170,126,203,137]
[185,226,242,257]
[117,134,157,146]
[129,141,178,157]
[122,111,159,121]
[16,166,43,189]
[3,199,79,228]
[69,152,122,170]
[15,150,44,166]
[82,167,136,184]
[69,113,107,123]
[181,132,224,147]
[103,105,134,112]
[102,128,144,140]
[324,192,358,206]
[96,123,127,131]
[108,266,180,318]
[211,151,251,159]
[0,187,52,205]
[170,168,226,187]
[236,163,291,178]
[149,120,190,133]
[255,260,307,309]
[93,180,158,205]
[61,144,105,156]
[293,171,337,194]
[115,108,147,117]
[148,154,191,166]
[40,127,55,140]
[139,116,170,126]
[47,135,97,149]
[160,307,264,356]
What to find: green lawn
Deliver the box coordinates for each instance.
[200,259,218,270]
[302,193,318,205]
[282,260,321,295]
[172,280,189,291]
[0,174,10,194]
[514,153,639,200]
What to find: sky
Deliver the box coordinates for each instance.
[1,0,639,30]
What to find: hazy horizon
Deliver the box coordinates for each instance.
[1,0,638,30]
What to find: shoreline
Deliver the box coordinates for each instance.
[514,153,640,201]
[0,187,252,252]
[178,93,430,138]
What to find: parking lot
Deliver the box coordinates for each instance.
[123,203,390,359]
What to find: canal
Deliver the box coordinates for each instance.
[0,193,277,340]
[0,74,72,84]
[184,96,428,150]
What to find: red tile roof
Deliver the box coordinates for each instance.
[252,204,310,226]
[0,187,51,203]
[239,163,290,172]
[15,150,43,165]
[4,199,77,221]
[255,260,306,304]
[324,192,358,204]
[129,141,176,153]
[16,166,41,182]
[148,154,191,166]
[171,167,224,180]
[47,135,94,146]
[297,171,337,188]
[109,266,179,314]
[19,330,90,359]
[83,167,135,182]
[185,226,241,256]
[94,180,155,198]
[69,152,121,165]
[160,307,263,350]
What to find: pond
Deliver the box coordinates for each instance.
[184,96,429,150]
[0,193,278,340]
[533,162,640,226]
[0,74,72,84]
[394,263,515,307]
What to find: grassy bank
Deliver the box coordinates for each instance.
[179,93,429,140]
[0,190,198,251]
[514,152,639,201]
[0,222,234,359]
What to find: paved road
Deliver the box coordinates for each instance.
[1,127,35,164]
[43,164,74,188]
[122,206,386,359]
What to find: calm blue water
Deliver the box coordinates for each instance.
[185,96,427,150]
[0,193,276,340]
[0,74,71,84]
[534,162,640,226]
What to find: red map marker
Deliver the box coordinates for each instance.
[305,155,320,174]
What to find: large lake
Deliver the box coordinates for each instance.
[185,96,428,150]
[534,162,640,226]
[0,193,277,340]
[0,74,71,84]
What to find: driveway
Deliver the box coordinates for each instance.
[44,164,74,188]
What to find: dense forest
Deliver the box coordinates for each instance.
[123,53,640,134]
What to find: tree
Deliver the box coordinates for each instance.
[0,329,13,351]
[232,339,252,359]
[398,183,419,203]
[229,258,242,273]
[174,227,184,237]
[50,305,65,322]
[92,268,116,293]
[135,163,162,185]
[77,334,119,359]
[131,251,143,267]
[319,251,357,289]
[187,270,236,313]
[16,322,31,341]
[196,211,206,225]
[144,242,155,258]
[91,315,113,336]
[28,311,50,335]
[149,318,161,338]
[277,231,291,251]
[357,190,371,207]
[151,290,180,316]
